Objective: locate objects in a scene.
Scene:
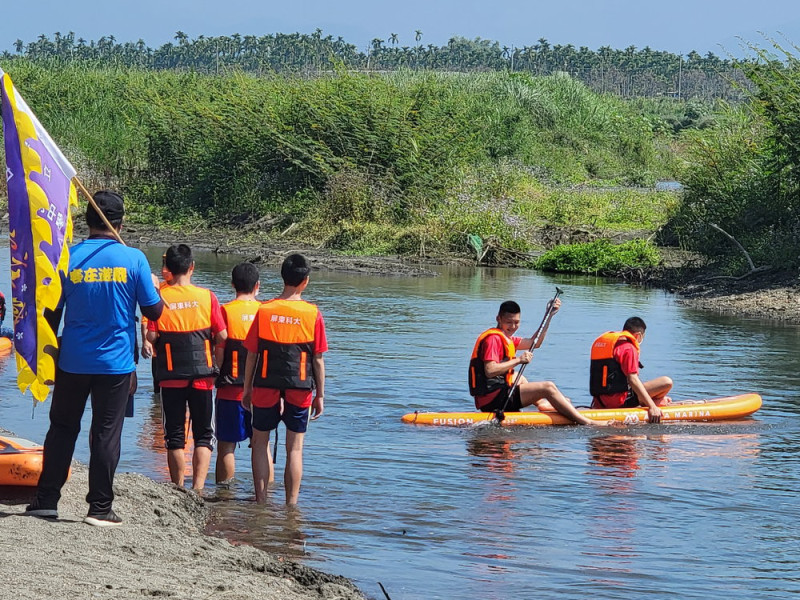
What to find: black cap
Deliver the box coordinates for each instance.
[89,190,124,222]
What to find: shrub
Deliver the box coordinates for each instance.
[535,239,661,275]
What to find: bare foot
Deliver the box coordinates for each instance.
[586,419,618,427]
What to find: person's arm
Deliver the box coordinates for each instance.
[44,305,64,338]
[145,319,159,345]
[214,305,229,369]
[311,354,325,420]
[518,298,561,350]
[141,301,163,322]
[140,318,153,359]
[484,353,530,378]
[482,333,531,377]
[214,340,225,369]
[627,372,662,424]
[241,351,258,412]
[240,314,261,411]
[209,293,228,347]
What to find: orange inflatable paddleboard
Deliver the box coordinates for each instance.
[0,436,45,486]
[402,393,763,427]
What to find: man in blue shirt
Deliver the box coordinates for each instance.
[25,190,163,527]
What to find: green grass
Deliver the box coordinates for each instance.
[0,61,683,258]
[535,239,661,275]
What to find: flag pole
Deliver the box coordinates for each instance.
[72,176,126,246]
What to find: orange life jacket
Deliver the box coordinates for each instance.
[218,298,260,386]
[154,284,216,380]
[143,280,171,330]
[468,328,516,397]
[252,299,318,390]
[589,330,641,397]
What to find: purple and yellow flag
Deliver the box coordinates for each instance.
[0,68,77,402]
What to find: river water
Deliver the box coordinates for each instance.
[0,247,798,600]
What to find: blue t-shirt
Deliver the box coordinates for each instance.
[58,238,161,375]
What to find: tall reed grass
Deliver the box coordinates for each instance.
[0,61,680,256]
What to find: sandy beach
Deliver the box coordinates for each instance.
[0,465,366,600]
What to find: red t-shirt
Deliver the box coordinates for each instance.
[595,342,639,408]
[148,290,226,389]
[243,302,328,409]
[474,333,521,409]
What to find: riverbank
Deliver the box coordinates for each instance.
[118,219,800,322]
[0,464,366,600]
[666,269,800,322]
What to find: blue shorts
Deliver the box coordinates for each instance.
[215,398,253,443]
[252,402,310,434]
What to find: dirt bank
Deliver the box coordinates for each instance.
[118,221,443,277]
[0,464,366,600]
[77,219,800,320]
[669,269,800,322]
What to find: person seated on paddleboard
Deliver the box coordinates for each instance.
[0,290,12,338]
[468,299,603,426]
[589,316,672,424]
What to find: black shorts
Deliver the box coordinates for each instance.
[622,390,640,408]
[160,386,215,450]
[479,386,522,413]
[252,402,310,434]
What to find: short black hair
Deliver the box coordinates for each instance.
[623,316,647,334]
[281,253,311,287]
[165,244,193,276]
[232,262,259,293]
[498,300,521,317]
[86,190,124,231]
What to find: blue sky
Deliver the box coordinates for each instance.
[1,0,798,56]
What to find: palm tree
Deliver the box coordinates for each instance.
[389,33,399,46]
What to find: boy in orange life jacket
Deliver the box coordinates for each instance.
[469,299,602,426]
[146,244,228,490]
[214,262,263,485]
[590,316,672,424]
[242,253,327,506]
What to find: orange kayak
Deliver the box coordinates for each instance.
[401,393,763,427]
[0,337,12,355]
[0,436,45,486]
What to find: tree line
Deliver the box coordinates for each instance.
[3,30,749,100]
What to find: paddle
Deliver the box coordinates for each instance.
[494,286,564,422]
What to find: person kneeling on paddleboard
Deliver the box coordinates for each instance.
[468,299,601,426]
[589,316,672,424]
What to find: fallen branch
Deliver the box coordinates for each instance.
[705,222,772,280]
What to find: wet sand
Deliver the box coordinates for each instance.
[0,465,366,600]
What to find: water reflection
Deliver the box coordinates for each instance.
[580,431,764,591]
[135,393,194,482]
[206,501,310,559]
